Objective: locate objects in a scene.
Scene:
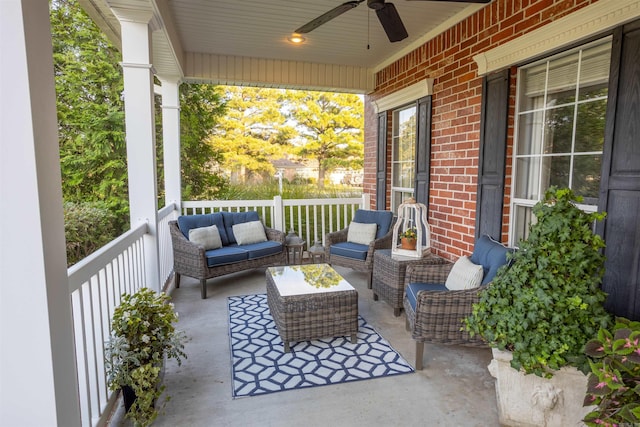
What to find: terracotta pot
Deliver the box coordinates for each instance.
[400,237,417,250]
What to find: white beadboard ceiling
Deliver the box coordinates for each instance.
[80,0,489,92]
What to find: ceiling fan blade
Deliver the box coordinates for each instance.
[406,0,492,3]
[376,3,408,42]
[295,1,363,34]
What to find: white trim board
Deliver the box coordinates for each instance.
[474,0,640,75]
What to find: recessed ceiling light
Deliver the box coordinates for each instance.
[287,33,306,44]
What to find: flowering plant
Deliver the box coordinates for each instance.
[105,287,187,426]
[583,317,640,427]
[400,227,417,239]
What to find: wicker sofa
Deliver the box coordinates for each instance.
[169,211,286,298]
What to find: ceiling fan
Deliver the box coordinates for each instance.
[295,0,492,43]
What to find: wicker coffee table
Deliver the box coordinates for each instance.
[266,264,358,352]
[372,249,446,317]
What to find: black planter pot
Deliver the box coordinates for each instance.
[121,385,136,413]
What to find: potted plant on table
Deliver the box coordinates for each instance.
[464,187,613,426]
[106,287,187,427]
[399,227,417,250]
[583,317,640,426]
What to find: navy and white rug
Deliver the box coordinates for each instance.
[228,294,414,398]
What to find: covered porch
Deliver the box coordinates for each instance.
[3,0,640,426]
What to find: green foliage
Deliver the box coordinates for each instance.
[105,288,187,426]
[51,0,129,232]
[465,187,612,377]
[174,84,228,201]
[63,201,117,266]
[209,87,290,182]
[288,91,364,188]
[399,227,417,239]
[217,182,362,201]
[583,317,640,427]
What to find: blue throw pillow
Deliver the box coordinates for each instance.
[352,209,393,239]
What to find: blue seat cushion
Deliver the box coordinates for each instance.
[405,282,448,310]
[221,211,260,245]
[330,241,369,261]
[470,235,513,285]
[237,241,283,260]
[205,246,248,267]
[178,213,228,244]
[353,209,394,239]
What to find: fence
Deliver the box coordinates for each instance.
[182,194,370,248]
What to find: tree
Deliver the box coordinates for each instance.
[51,0,129,231]
[156,84,227,201]
[287,92,363,188]
[208,86,293,183]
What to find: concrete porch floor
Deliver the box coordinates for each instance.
[109,265,499,427]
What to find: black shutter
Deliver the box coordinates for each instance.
[414,96,432,212]
[376,111,387,210]
[598,21,640,319]
[475,69,510,242]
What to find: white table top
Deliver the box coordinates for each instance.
[267,263,354,296]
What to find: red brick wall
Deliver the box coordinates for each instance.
[363,0,598,260]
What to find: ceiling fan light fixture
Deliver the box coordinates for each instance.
[287,33,306,44]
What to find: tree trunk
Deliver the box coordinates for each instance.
[317,160,325,188]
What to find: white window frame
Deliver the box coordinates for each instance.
[390,103,417,213]
[509,37,612,246]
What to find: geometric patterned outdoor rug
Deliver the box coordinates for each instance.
[228,294,414,398]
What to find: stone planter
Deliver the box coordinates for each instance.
[488,348,593,427]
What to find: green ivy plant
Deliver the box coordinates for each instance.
[105,288,187,427]
[465,187,612,377]
[583,317,640,426]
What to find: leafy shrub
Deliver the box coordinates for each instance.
[583,317,640,426]
[105,288,187,427]
[465,187,612,377]
[64,201,117,266]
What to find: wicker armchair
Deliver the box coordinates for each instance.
[324,209,395,288]
[403,235,512,369]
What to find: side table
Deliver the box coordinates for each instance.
[372,249,444,316]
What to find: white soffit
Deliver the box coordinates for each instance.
[474,0,640,75]
[373,79,434,113]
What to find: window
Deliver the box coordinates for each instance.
[391,105,416,213]
[510,38,612,244]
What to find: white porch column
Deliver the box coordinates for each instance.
[160,78,182,212]
[114,8,161,290]
[0,1,81,426]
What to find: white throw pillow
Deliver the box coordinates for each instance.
[233,220,267,245]
[189,225,222,250]
[445,256,484,290]
[347,221,378,245]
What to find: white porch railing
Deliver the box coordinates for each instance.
[68,195,368,426]
[182,194,370,247]
[68,204,177,426]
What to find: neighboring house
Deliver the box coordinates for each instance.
[272,158,307,182]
